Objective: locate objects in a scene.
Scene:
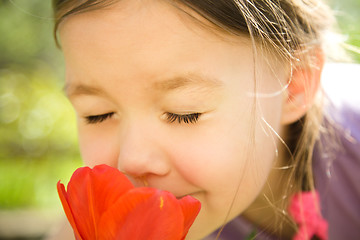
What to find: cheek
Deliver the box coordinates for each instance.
[172,133,248,189]
[168,114,255,195]
[170,98,283,210]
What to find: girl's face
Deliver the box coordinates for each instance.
[60,0,289,238]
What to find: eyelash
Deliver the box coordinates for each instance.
[165,112,201,124]
[85,112,114,124]
[85,112,201,124]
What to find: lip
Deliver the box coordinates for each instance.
[175,192,200,200]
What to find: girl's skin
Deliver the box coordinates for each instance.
[59,0,322,239]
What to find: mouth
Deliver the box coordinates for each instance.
[176,195,187,200]
[175,192,200,200]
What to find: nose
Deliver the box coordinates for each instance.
[117,121,170,180]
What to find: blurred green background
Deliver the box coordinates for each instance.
[0,0,359,239]
[0,1,81,239]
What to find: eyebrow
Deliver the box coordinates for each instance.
[65,73,223,98]
[65,83,106,99]
[153,73,223,92]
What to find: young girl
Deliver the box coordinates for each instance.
[50,0,360,239]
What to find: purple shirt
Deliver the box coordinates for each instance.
[205,64,360,239]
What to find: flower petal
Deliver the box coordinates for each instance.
[178,195,201,239]
[98,188,154,239]
[61,164,134,239]
[58,165,201,240]
[57,181,83,240]
[99,188,185,240]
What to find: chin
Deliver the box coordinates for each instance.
[185,218,216,240]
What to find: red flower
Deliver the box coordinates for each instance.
[288,191,328,240]
[57,164,201,240]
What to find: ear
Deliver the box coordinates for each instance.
[281,50,325,125]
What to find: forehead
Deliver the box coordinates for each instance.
[59,0,250,80]
[59,0,249,60]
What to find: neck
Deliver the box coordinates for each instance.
[242,143,299,239]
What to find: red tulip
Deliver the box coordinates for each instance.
[57,164,201,240]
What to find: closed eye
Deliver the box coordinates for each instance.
[85,112,114,124]
[165,112,201,124]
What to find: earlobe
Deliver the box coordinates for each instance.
[281,50,325,125]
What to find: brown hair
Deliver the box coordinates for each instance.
[52,0,338,236]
